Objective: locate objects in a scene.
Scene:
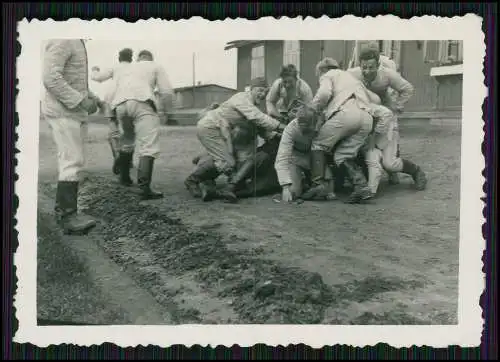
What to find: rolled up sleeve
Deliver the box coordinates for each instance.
[43,40,85,109]
[386,69,414,111]
[299,80,314,104]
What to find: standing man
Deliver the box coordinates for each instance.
[42,39,100,235]
[102,49,174,200]
[91,48,135,177]
[348,45,415,185]
[304,58,375,204]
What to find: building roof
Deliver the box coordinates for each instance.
[224,40,262,50]
[173,83,237,93]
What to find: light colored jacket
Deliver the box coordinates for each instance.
[92,61,174,112]
[202,91,281,133]
[274,119,316,186]
[348,66,414,112]
[311,69,372,121]
[266,77,314,114]
[42,39,92,122]
[379,55,398,71]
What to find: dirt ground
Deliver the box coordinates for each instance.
[37,118,461,325]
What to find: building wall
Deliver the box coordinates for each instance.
[233,40,463,115]
[175,86,236,109]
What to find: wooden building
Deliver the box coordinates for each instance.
[172,84,237,110]
[224,40,463,121]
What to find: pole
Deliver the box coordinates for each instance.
[192,52,196,108]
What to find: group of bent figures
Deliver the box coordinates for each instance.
[108,44,427,206]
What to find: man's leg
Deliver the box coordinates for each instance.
[47,118,96,235]
[303,102,365,200]
[185,154,221,201]
[381,133,427,191]
[107,118,122,175]
[333,108,374,204]
[196,124,237,202]
[365,147,384,195]
[133,101,164,200]
[115,105,136,187]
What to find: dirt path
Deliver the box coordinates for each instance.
[37,119,461,325]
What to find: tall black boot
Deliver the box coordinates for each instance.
[301,150,329,200]
[109,137,121,175]
[55,181,96,235]
[402,159,427,190]
[184,156,220,201]
[341,159,373,204]
[119,151,134,186]
[137,156,164,200]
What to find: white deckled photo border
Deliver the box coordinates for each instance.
[14,14,486,348]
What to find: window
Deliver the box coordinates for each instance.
[251,45,265,79]
[424,40,463,65]
[283,40,301,70]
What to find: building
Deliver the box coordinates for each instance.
[171,83,237,110]
[224,40,463,121]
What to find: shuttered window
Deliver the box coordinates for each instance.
[283,40,301,71]
[251,45,265,79]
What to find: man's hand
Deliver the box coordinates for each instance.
[79,97,98,114]
[281,185,294,203]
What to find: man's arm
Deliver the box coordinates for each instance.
[154,64,175,113]
[265,79,282,117]
[385,68,414,112]
[42,40,85,109]
[274,122,298,187]
[90,67,114,83]
[310,75,333,114]
[234,99,282,132]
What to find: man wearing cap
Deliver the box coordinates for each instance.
[348,44,414,185]
[91,48,136,177]
[304,57,375,204]
[189,77,286,203]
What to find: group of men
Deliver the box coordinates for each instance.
[185,42,427,205]
[42,40,174,235]
[41,39,427,236]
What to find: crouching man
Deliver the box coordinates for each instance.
[364,104,427,196]
[274,105,336,203]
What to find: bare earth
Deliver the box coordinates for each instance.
[37,118,461,325]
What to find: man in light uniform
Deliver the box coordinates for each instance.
[189,77,286,202]
[42,39,101,234]
[92,48,135,177]
[266,64,314,122]
[364,103,427,195]
[348,44,414,185]
[274,105,336,203]
[93,49,174,200]
[304,57,375,204]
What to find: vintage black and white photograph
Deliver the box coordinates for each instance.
[15,16,484,347]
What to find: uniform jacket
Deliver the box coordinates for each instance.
[91,61,174,112]
[42,39,93,122]
[274,119,317,186]
[311,69,372,122]
[200,91,281,133]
